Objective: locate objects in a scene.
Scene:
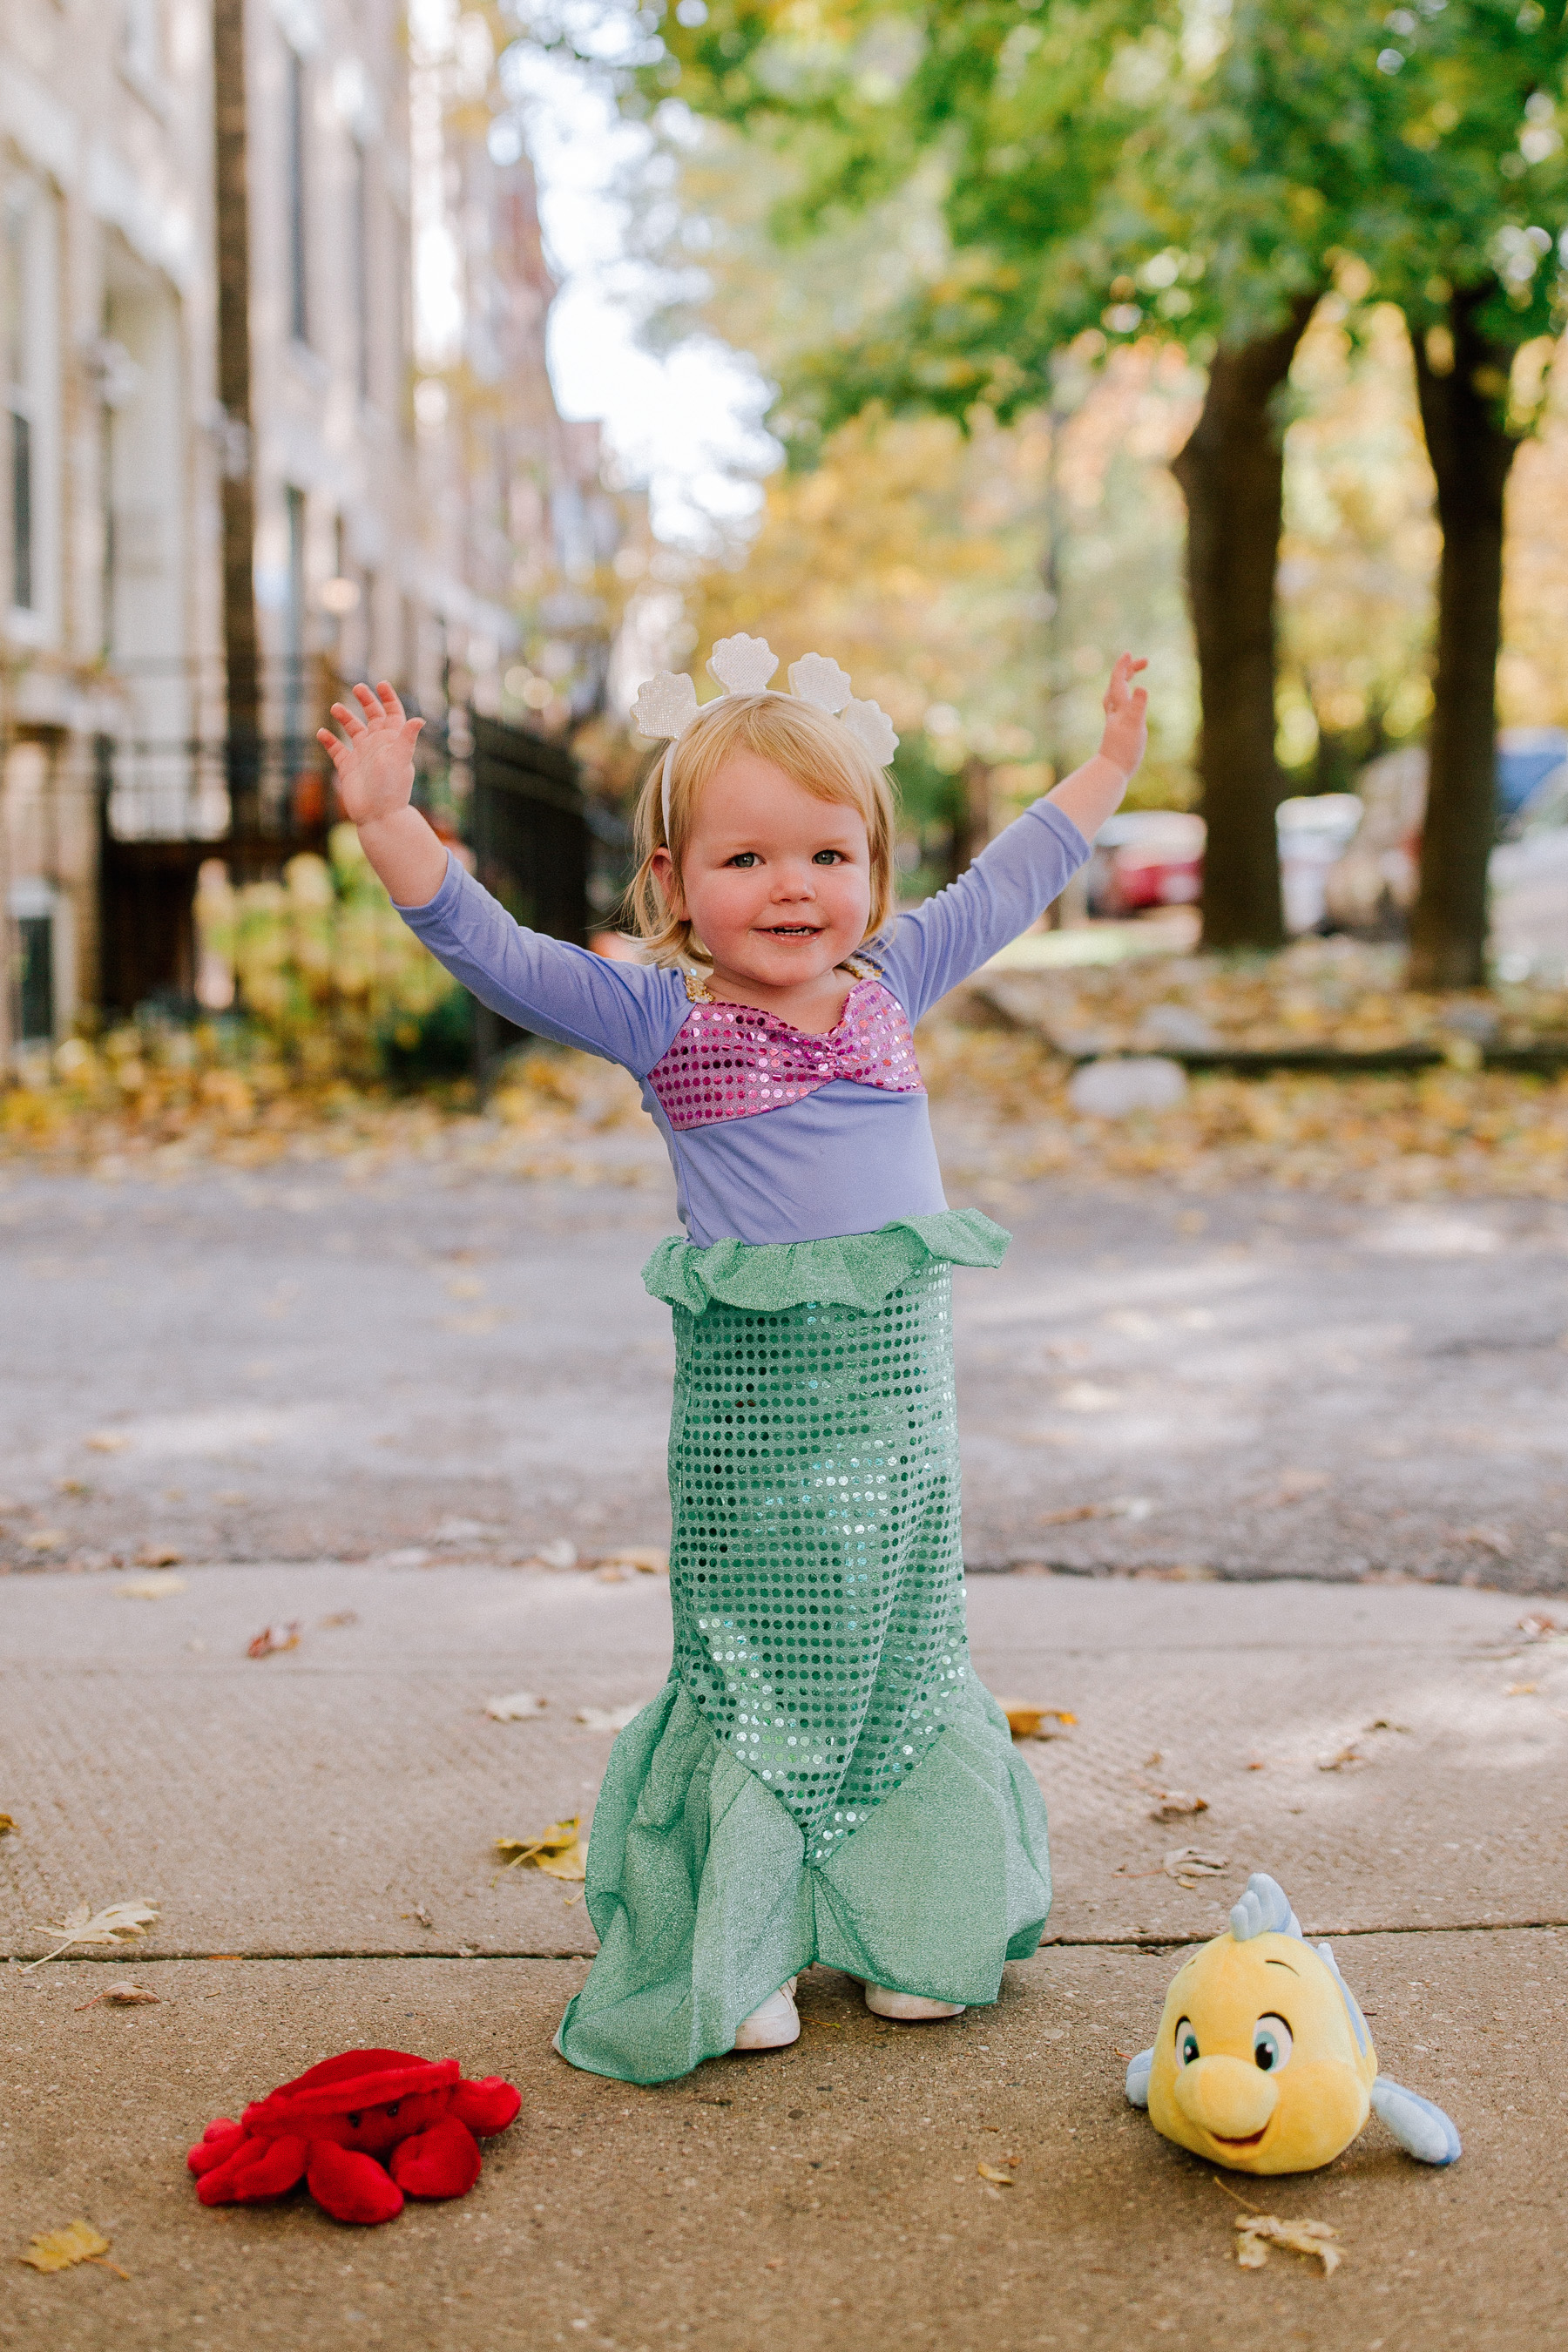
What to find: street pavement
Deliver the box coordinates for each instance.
[1,1153,1566,1592]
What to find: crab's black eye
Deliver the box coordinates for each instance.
[346,2112,362,2128]
[385,2101,401,2118]
[1175,2017,1199,2067]
[1254,2015,1294,2072]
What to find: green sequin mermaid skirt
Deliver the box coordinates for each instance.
[555,1209,1051,2085]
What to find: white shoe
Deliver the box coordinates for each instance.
[733,1977,801,2051]
[863,1982,965,2022]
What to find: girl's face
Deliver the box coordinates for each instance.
[658,750,873,990]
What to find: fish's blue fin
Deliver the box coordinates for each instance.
[1125,2048,1153,2109]
[1369,2076,1462,2166]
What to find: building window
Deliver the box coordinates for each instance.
[17,912,54,1044]
[287,46,309,344]
[353,139,372,401]
[4,183,60,633]
[284,483,307,747]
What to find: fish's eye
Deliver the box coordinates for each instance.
[1254,2014,1294,2072]
[346,2112,362,2128]
[385,2101,401,2117]
[1174,2017,1199,2067]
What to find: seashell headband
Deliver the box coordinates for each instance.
[632,634,900,842]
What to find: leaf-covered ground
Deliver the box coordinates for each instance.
[3,940,1566,1200]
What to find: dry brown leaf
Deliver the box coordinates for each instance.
[977,2162,1016,2186]
[16,2220,126,2277]
[319,1610,359,1628]
[23,1530,64,1552]
[594,1547,668,1575]
[24,1900,159,1971]
[74,1982,159,2011]
[134,1542,183,1569]
[1318,1745,1363,1772]
[1150,1789,1209,1821]
[496,1818,587,1882]
[116,1574,186,1600]
[0,1814,14,1838]
[1233,2215,1341,2275]
[1518,1613,1561,1641]
[246,1622,301,1659]
[998,1700,1078,1740]
[1164,1847,1229,1888]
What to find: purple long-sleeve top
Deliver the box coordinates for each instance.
[395,798,1088,1247]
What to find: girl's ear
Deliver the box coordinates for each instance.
[650,844,686,918]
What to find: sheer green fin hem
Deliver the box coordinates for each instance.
[554,1678,1051,2086]
[640,1208,1010,1316]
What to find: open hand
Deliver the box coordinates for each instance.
[316,682,425,826]
[1099,653,1149,780]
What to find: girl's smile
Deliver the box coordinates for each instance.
[651,749,874,1031]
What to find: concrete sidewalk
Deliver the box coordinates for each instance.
[3,1567,1565,2349]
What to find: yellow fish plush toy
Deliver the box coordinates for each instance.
[1126,1873,1460,2173]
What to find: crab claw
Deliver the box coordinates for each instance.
[390,2115,483,2200]
[306,2139,404,2226]
[195,2132,311,2205]
[451,2075,523,2136]
[187,2119,246,2177]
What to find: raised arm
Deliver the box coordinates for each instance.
[319,680,682,1071]
[877,655,1148,1022]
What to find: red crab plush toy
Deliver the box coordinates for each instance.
[187,2049,521,2226]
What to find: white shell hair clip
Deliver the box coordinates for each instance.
[632,633,900,839]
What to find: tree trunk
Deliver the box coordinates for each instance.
[1407,289,1519,990]
[1172,294,1319,951]
[213,0,260,836]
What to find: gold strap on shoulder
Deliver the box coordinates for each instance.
[682,969,715,1003]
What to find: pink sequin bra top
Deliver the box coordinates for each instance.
[646,966,925,1132]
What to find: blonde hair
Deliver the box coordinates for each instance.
[625,692,897,969]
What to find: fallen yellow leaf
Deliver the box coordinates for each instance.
[117,1575,186,1600]
[496,1819,587,1882]
[1233,2214,1341,2275]
[84,1433,131,1453]
[134,1543,183,1569]
[17,2220,125,2276]
[24,1530,64,1552]
[0,1815,14,1837]
[977,2162,1016,2186]
[998,1700,1078,1740]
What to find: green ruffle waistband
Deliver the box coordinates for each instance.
[640,1206,1010,1316]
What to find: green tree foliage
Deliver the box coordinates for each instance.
[568,0,1568,967]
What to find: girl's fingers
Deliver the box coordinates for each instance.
[330,700,368,738]
[353,681,380,713]
[377,680,406,720]
[400,716,425,744]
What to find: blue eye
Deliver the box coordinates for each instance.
[1254,2015,1294,2072]
[728,852,759,868]
[1175,2018,1199,2067]
[813,849,843,864]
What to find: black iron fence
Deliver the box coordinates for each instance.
[93,706,607,1079]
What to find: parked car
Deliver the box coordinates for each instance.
[1321,740,1568,975]
[1085,811,1205,916]
[1491,759,1568,983]
[1276,794,1364,934]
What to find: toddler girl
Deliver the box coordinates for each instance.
[320,637,1147,2086]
